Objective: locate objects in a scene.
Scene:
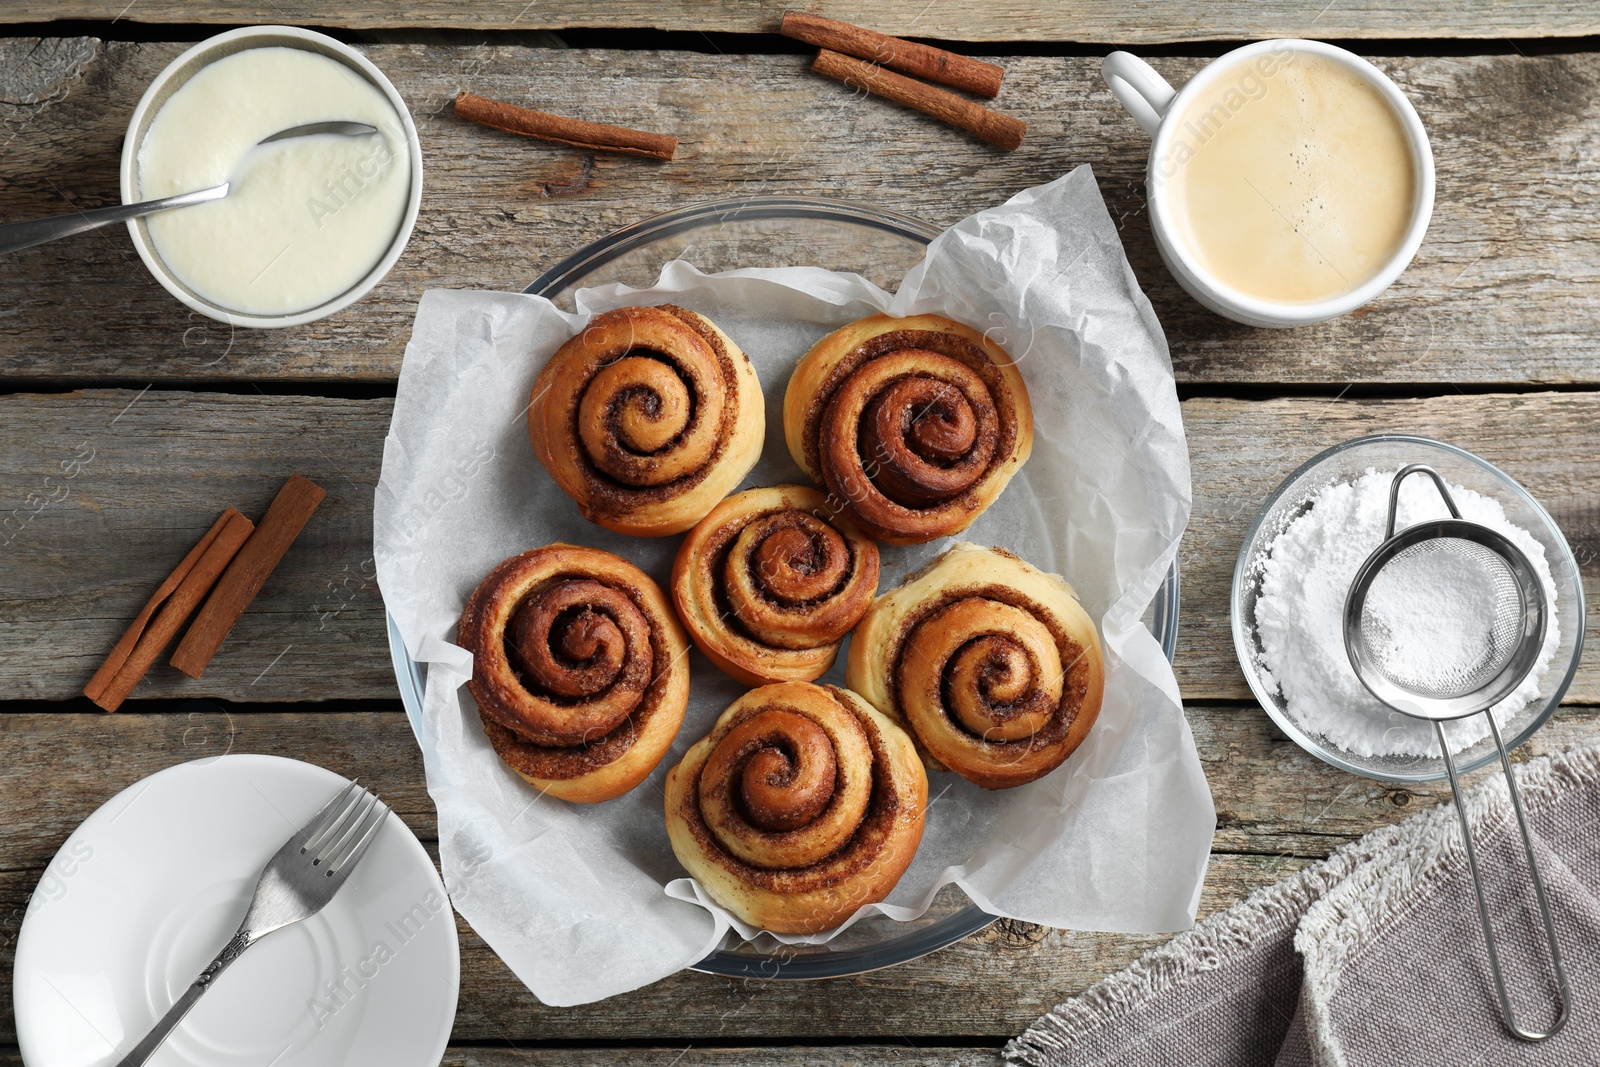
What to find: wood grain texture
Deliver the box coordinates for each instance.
[0,391,387,703]
[4,704,1594,873]
[3,389,1598,703]
[0,703,1595,1043]
[1180,392,1600,699]
[2,2,1598,42]
[3,15,1596,1065]
[0,1047,1004,1066]
[0,861,1265,1044]
[0,1055,971,1067]
[433,1052,1002,1066]
[1,43,1597,385]
[0,1052,980,1067]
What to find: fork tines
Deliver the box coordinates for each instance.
[300,781,390,876]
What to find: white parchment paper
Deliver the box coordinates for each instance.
[374,166,1217,1006]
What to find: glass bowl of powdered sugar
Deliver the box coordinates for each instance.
[1231,434,1585,783]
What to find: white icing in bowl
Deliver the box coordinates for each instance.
[120,27,423,328]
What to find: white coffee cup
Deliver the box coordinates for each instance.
[1102,40,1435,328]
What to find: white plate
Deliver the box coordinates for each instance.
[13,754,458,1067]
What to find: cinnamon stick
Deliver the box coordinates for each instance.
[83,509,234,706]
[782,12,1003,98]
[86,509,255,712]
[454,91,678,161]
[812,49,1026,151]
[170,475,326,679]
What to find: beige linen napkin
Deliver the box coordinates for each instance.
[1007,742,1600,1066]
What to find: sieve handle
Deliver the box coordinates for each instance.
[1435,714,1571,1041]
[1386,464,1462,538]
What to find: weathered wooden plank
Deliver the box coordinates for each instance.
[1178,393,1600,701]
[2,2,1597,43]
[3,389,1598,703]
[0,710,431,874]
[9,702,1596,867]
[434,1052,1003,1067]
[1203,705,1600,855]
[0,1047,1005,1066]
[0,1052,980,1067]
[0,1052,1005,1067]
[0,391,388,702]
[0,849,1302,1043]
[2,704,1594,1041]
[5,705,1596,872]
[2,43,1597,385]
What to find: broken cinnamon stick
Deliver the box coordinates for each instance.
[170,475,326,679]
[812,49,1026,151]
[782,12,1003,98]
[454,91,678,161]
[86,508,255,712]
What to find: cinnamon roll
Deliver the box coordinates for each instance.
[529,304,765,536]
[846,543,1104,790]
[664,682,927,934]
[671,485,879,687]
[458,544,690,803]
[783,314,1032,545]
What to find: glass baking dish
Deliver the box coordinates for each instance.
[386,195,1181,979]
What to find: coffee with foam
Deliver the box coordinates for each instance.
[1161,51,1417,306]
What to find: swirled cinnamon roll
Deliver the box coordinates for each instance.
[529,305,765,536]
[783,314,1032,545]
[664,682,927,934]
[671,485,879,687]
[458,544,690,803]
[847,543,1104,790]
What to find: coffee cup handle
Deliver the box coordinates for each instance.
[1101,52,1176,137]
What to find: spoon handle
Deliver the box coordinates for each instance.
[0,182,229,256]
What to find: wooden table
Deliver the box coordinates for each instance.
[3,6,1598,1064]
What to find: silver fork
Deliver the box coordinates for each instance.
[114,781,390,1067]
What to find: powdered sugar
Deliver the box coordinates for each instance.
[1253,469,1559,757]
[1361,541,1514,695]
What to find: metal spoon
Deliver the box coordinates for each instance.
[0,121,379,256]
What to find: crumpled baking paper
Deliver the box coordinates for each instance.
[373,165,1216,1006]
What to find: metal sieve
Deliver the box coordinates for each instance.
[1356,536,1526,697]
[1344,465,1569,1042]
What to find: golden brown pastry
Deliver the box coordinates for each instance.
[529,304,764,536]
[663,682,927,934]
[847,543,1104,790]
[783,313,1032,545]
[671,485,879,687]
[457,544,690,803]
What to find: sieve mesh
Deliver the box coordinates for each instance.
[1357,537,1525,699]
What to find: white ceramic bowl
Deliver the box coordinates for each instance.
[119,26,423,329]
[1103,40,1435,328]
